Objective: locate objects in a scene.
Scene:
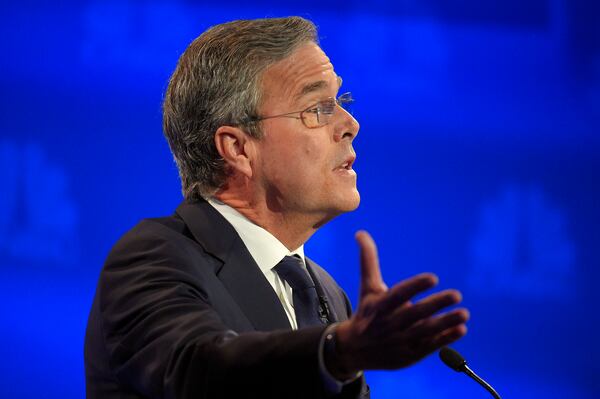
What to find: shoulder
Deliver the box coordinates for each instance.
[106,213,213,268]
[306,257,354,318]
[110,214,191,255]
[99,213,222,307]
[305,258,340,289]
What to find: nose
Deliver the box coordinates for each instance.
[333,106,360,142]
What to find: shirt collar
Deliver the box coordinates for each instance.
[207,198,305,274]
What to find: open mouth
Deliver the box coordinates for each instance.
[336,155,355,171]
[335,155,356,174]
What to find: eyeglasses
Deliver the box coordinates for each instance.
[248,92,354,129]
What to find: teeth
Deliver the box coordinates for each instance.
[337,160,353,170]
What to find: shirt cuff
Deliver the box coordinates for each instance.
[318,323,363,394]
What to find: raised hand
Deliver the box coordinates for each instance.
[330,230,469,376]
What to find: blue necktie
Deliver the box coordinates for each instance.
[274,256,324,328]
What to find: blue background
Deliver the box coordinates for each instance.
[1,1,599,398]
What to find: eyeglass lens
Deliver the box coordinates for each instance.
[301,92,353,128]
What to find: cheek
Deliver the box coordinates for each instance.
[260,145,305,185]
[301,138,331,167]
[293,145,331,186]
[259,133,331,183]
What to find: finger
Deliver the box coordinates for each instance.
[377,273,438,315]
[355,230,387,295]
[407,308,470,338]
[390,289,462,330]
[429,324,468,350]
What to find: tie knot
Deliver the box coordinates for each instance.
[273,256,315,291]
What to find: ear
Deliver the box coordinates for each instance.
[214,125,255,178]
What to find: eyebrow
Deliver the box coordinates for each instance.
[294,75,343,102]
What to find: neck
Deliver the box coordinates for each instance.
[214,190,322,251]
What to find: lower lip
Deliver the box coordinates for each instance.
[335,167,356,177]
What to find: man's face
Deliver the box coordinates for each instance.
[253,42,360,224]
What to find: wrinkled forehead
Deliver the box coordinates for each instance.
[260,42,341,107]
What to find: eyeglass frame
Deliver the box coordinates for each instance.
[244,92,354,129]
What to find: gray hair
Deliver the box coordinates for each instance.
[162,17,318,201]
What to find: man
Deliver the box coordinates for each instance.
[85,17,469,398]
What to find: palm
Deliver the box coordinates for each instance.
[335,231,469,372]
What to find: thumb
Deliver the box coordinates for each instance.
[355,230,387,296]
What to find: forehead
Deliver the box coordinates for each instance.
[260,43,338,107]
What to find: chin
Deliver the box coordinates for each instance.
[332,188,361,214]
[346,189,361,211]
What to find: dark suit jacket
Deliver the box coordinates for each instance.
[85,200,369,398]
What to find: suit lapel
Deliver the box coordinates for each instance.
[217,237,292,331]
[305,258,346,323]
[176,200,291,332]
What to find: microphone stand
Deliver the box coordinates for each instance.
[462,364,501,399]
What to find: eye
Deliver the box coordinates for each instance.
[317,99,336,115]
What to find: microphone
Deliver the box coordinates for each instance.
[439,347,502,399]
[318,295,331,323]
